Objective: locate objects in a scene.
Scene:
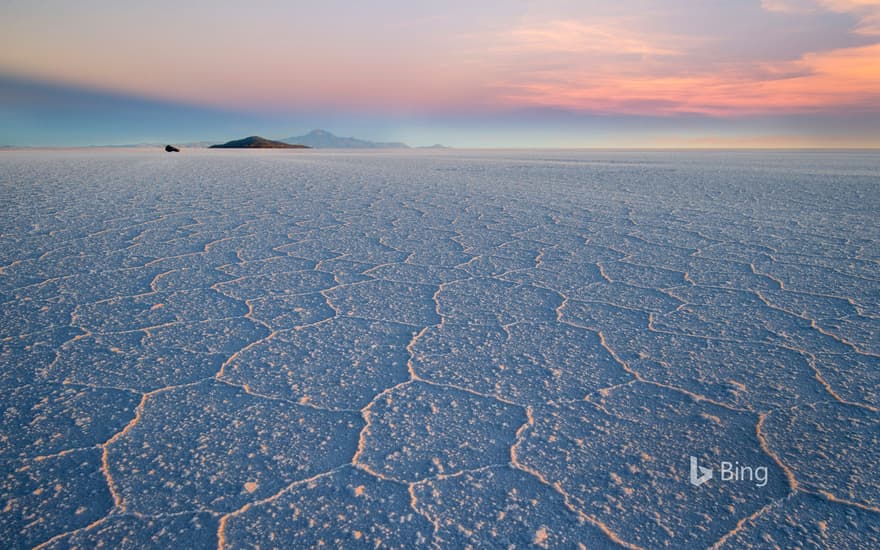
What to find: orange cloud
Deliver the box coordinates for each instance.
[491,42,880,116]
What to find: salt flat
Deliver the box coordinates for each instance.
[1,149,878,548]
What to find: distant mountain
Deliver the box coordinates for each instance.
[418,144,450,149]
[282,129,409,149]
[210,136,309,149]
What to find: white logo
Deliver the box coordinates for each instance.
[689,456,713,486]
[689,456,768,487]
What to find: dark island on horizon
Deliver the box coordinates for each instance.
[205,130,448,150]
[1,129,452,150]
[209,136,310,149]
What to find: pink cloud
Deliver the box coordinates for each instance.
[485,17,880,116]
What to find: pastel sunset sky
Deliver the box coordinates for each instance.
[2,0,879,147]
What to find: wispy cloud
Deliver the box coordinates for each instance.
[495,18,685,57]
[760,0,819,14]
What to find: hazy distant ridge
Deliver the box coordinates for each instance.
[283,129,409,149]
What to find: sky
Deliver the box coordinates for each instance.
[1,0,879,147]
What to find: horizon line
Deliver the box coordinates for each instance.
[4,145,880,151]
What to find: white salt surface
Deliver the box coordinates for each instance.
[1,149,878,548]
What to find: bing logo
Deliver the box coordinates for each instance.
[689,456,768,487]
